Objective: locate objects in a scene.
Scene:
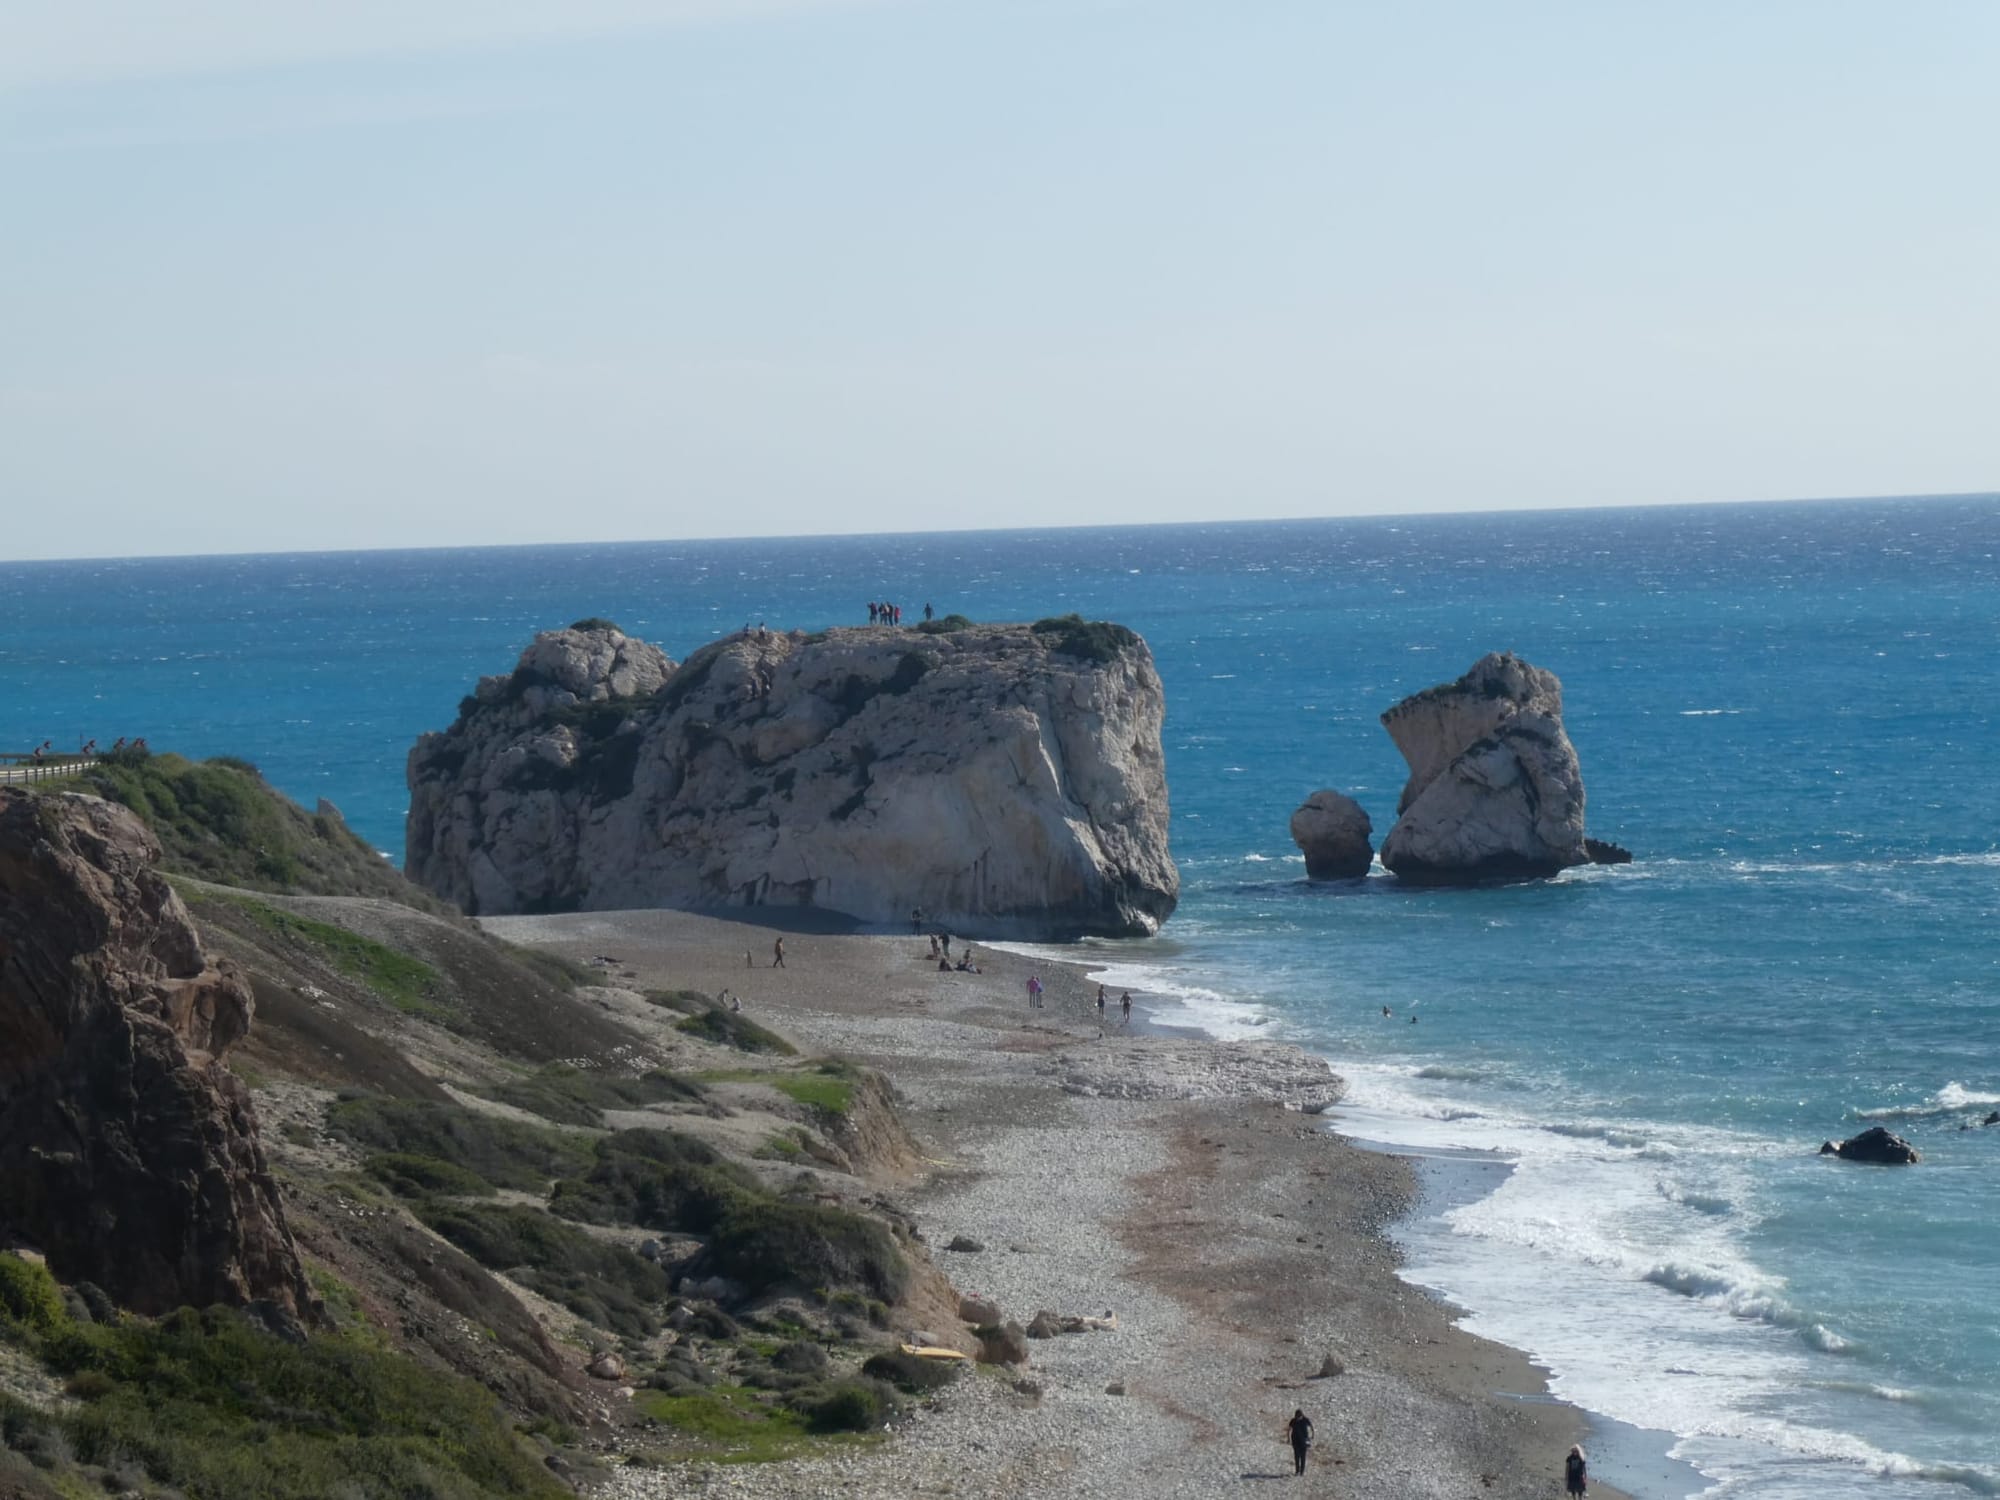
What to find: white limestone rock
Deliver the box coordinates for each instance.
[1377,652,1588,884]
[406,619,1177,938]
[1289,790,1374,880]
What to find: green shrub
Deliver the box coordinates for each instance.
[417,1204,670,1339]
[1029,613,1139,664]
[62,751,447,909]
[326,1095,594,1192]
[707,1198,907,1303]
[0,1255,68,1336]
[792,1379,894,1433]
[914,614,973,634]
[549,1131,759,1233]
[568,617,621,633]
[674,1007,797,1056]
[481,1064,707,1128]
[363,1152,497,1199]
[643,989,714,1015]
[861,1347,961,1394]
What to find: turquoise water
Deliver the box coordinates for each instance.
[5,495,1998,1497]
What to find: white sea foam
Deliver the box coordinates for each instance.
[1857,1081,2000,1121]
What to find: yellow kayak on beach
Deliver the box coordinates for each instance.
[899,1343,971,1361]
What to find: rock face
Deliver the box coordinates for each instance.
[406,620,1177,938]
[0,790,314,1317]
[1820,1126,1921,1164]
[1289,790,1373,879]
[1377,653,1591,884]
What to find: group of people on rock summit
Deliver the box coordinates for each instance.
[865,600,935,625]
[1282,1411,1588,1493]
[22,735,144,765]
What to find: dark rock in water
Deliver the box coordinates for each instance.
[1984,1111,1999,1127]
[1289,790,1374,880]
[1823,1126,1921,1164]
[1584,837,1633,865]
[0,790,317,1318]
[1377,653,1593,885]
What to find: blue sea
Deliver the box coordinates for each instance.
[5,495,1998,1499]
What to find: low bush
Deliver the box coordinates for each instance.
[0,1256,68,1337]
[673,1007,797,1056]
[568,617,621,633]
[914,614,973,634]
[211,895,449,1022]
[3,1303,563,1499]
[861,1347,962,1394]
[417,1203,671,1339]
[326,1094,594,1192]
[643,989,714,1015]
[706,1198,907,1304]
[549,1127,759,1233]
[791,1378,895,1434]
[481,1064,707,1127]
[363,1152,496,1199]
[1029,613,1139,664]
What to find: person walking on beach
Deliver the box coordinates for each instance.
[1564,1444,1588,1495]
[1120,992,1131,1023]
[772,936,786,969]
[1026,975,1042,1009]
[1095,985,1107,1018]
[1286,1409,1314,1475]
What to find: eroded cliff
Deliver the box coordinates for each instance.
[406,618,1177,937]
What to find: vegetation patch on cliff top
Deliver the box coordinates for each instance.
[1030,613,1139,664]
[0,1257,562,1500]
[53,747,450,911]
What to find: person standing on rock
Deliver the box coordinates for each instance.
[1565,1444,1588,1495]
[923,602,934,621]
[773,936,786,969]
[1286,1409,1314,1475]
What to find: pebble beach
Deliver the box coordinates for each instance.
[486,908,1629,1500]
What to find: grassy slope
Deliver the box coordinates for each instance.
[49,749,452,912]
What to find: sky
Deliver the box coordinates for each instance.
[2,1,1996,560]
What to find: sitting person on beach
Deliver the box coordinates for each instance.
[954,956,979,973]
[1565,1444,1588,1495]
[1287,1409,1314,1475]
[938,957,952,972]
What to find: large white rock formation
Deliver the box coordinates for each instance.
[406,619,1177,938]
[1377,652,1589,884]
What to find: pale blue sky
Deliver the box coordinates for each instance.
[3,1,1995,560]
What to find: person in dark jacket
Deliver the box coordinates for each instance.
[1286,1409,1313,1475]
[1565,1444,1588,1495]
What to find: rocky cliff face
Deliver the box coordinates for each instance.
[1377,653,1590,884]
[0,790,314,1318]
[406,620,1177,938]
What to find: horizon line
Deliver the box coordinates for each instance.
[5,487,1996,568]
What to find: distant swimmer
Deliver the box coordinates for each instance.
[1565,1444,1588,1496]
[1382,1005,1392,1017]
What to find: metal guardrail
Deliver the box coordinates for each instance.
[0,754,101,785]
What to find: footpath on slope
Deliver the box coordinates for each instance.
[488,907,1629,1500]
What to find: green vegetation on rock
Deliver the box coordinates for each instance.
[0,1256,561,1500]
[415,1203,670,1339]
[913,613,974,634]
[1030,613,1139,664]
[52,748,448,909]
[673,1007,797,1056]
[202,893,450,1022]
[326,1094,594,1192]
[480,1063,706,1128]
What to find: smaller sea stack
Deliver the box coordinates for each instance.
[1290,790,1373,880]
